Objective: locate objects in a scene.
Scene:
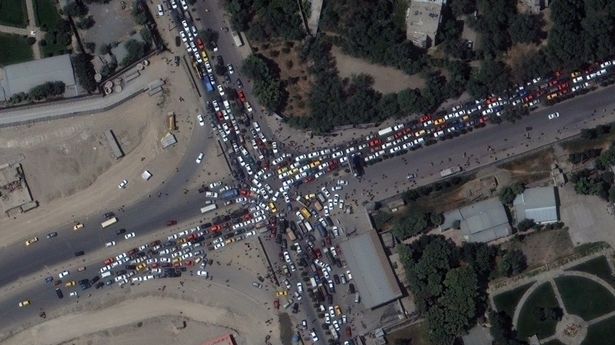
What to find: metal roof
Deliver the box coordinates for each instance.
[339,231,402,309]
[458,198,511,242]
[513,186,558,224]
[0,54,76,101]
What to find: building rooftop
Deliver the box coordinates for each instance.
[513,186,558,224]
[0,54,77,102]
[444,197,511,243]
[405,0,445,48]
[339,231,403,309]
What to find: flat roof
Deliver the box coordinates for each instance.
[513,186,558,224]
[0,54,76,101]
[458,198,511,242]
[405,0,444,46]
[339,231,403,309]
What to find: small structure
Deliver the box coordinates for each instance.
[513,186,559,224]
[104,129,124,159]
[405,0,445,48]
[443,197,511,243]
[0,54,78,102]
[0,162,36,215]
[520,0,550,13]
[339,230,403,309]
[201,334,236,345]
[160,132,177,148]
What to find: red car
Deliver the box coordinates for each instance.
[166,220,177,226]
[420,115,431,122]
[104,257,114,265]
[237,90,247,103]
[273,299,280,309]
[210,224,223,233]
[196,38,205,50]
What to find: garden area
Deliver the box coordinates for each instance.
[33,0,71,57]
[555,275,615,320]
[566,255,615,287]
[582,316,615,345]
[0,0,28,27]
[516,282,560,339]
[493,283,533,318]
[0,33,33,65]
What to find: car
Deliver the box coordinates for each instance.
[346,270,352,280]
[406,173,416,180]
[548,112,560,120]
[78,266,87,272]
[196,152,204,164]
[301,320,308,329]
[236,79,243,88]
[118,179,128,189]
[197,113,205,126]
[197,270,209,277]
[116,228,127,235]
[217,84,225,96]
[156,4,163,16]
[226,63,235,74]
[25,237,39,246]
[65,280,76,287]
[74,250,85,257]
[46,232,58,239]
[252,281,263,288]
[18,300,31,308]
[73,222,84,230]
[124,232,136,239]
[310,329,318,342]
[210,41,219,52]
[105,241,116,247]
[276,290,288,296]
[69,291,78,297]
[245,102,253,113]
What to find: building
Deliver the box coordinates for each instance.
[443,197,511,243]
[201,334,235,345]
[0,54,78,102]
[339,230,403,309]
[520,0,549,14]
[513,186,559,224]
[405,0,446,48]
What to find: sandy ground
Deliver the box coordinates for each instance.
[331,45,425,94]
[0,54,201,246]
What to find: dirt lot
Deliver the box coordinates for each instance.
[331,45,425,94]
[501,229,575,269]
[497,147,555,184]
[80,1,137,48]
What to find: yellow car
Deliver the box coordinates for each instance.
[268,202,277,213]
[434,118,445,126]
[65,280,76,287]
[25,237,39,246]
[136,263,148,272]
[276,290,288,297]
[335,305,343,315]
[73,222,84,231]
[18,300,31,308]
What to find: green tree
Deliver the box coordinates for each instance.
[76,15,95,29]
[393,210,429,240]
[450,0,476,16]
[254,78,284,111]
[72,53,97,92]
[468,59,512,99]
[430,212,444,226]
[509,14,543,44]
[516,219,535,232]
[64,1,88,17]
[499,249,527,277]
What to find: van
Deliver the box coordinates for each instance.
[354,293,360,303]
[101,271,112,278]
[304,222,313,232]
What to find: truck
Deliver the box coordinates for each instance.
[101,217,118,229]
[203,77,214,93]
[200,204,217,213]
[377,126,394,137]
[220,188,239,200]
[309,277,318,288]
[286,228,296,241]
[231,31,243,47]
[299,207,311,219]
[440,166,462,178]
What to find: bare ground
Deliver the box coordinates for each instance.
[331,45,425,94]
[501,229,575,269]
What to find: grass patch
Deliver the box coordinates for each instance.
[0,0,28,28]
[582,315,615,345]
[542,340,565,345]
[0,33,33,66]
[555,275,615,321]
[517,282,560,339]
[567,256,615,288]
[33,0,60,29]
[387,321,430,345]
[493,282,534,319]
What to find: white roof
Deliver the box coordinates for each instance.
[513,186,558,224]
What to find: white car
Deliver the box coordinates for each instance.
[197,113,205,126]
[105,241,116,247]
[197,270,209,277]
[217,84,225,96]
[548,112,560,120]
[227,64,234,74]
[245,102,253,113]
[118,179,128,189]
[58,270,69,279]
[157,4,164,16]
[196,152,204,164]
[69,291,78,297]
[124,232,136,239]
[310,330,318,342]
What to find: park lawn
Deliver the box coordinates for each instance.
[33,0,60,29]
[493,282,534,319]
[555,275,615,321]
[0,33,33,66]
[0,0,28,28]
[582,315,615,345]
[517,282,560,340]
[566,256,615,287]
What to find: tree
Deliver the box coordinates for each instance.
[516,219,535,232]
[72,53,97,92]
[450,0,476,16]
[76,15,95,29]
[500,183,524,204]
[200,29,218,47]
[121,39,148,66]
[393,210,429,239]
[468,59,512,99]
[131,3,149,25]
[430,212,444,226]
[499,249,527,277]
[64,1,88,17]
[509,14,543,44]
[241,54,271,80]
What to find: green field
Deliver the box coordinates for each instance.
[582,316,615,345]
[556,275,615,320]
[33,0,60,29]
[0,0,28,27]
[0,33,33,66]
[517,282,560,339]
[567,256,615,287]
[493,282,534,319]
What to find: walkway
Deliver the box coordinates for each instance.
[307,0,324,35]
[0,0,42,59]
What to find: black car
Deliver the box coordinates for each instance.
[74,250,85,257]
[236,78,243,88]
[55,288,64,299]
[104,212,115,219]
[90,276,100,284]
[46,232,58,239]
[116,228,127,235]
[95,282,105,289]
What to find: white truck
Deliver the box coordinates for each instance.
[200,203,217,213]
[377,126,394,137]
[101,217,118,229]
[440,166,462,178]
[231,31,243,47]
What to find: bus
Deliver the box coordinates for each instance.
[231,31,244,47]
[101,217,118,229]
